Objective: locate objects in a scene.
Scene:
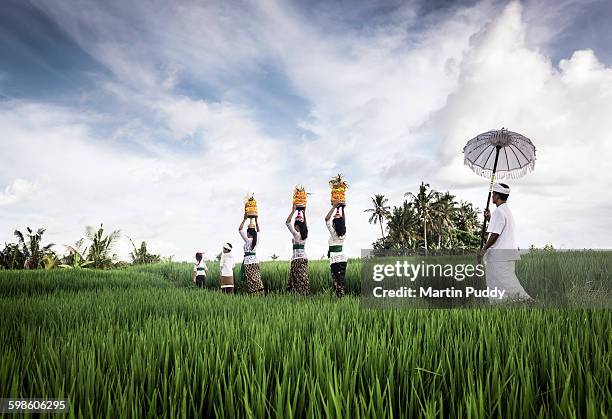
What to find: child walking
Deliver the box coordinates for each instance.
[192,252,208,288]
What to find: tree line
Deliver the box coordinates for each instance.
[365,182,481,253]
[0,224,165,270]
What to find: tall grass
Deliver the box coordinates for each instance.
[131,259,363,294]
[131,251,612,303]
[0,254,610,417]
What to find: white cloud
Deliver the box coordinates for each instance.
[428,1,612,248]
[1,0,611,263]
[0,179,35,206]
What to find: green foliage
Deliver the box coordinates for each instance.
[374,183,481,251]
[128,237,161,265]
[0,242,25,270]
[2,227,56,269]
[59,239,93,269]
[364,194,391,239]
[85,224,121,269]
[0,261,610,417]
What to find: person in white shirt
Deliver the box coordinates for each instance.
[479,183,532,302]
[192,252,208,288]
[239,215,265,295]
[286,204,310,294]
[219,243,235,294]
[325,203,348,297]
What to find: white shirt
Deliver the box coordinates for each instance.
[286,222,307,260]
[326,218,347,265]
[193,260,208,276]
[486,203,520,261]
[220,252,235,276]
[240,230,260,265]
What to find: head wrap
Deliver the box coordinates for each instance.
[223,243,232,251]
[492,183,511,195]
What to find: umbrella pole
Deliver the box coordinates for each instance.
[479,146,501,249]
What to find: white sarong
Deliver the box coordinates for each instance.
[485,260,531,303]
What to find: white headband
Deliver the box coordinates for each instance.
[492,183,510,194]
[223,243,232,251]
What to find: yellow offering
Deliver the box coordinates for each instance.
[244,194,258,218]
[293,185,307,209]
[329,174,348,206]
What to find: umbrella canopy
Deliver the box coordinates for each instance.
[463,128,536,179]
[462,128,536,249]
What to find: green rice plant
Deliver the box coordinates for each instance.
[1,262,611,418]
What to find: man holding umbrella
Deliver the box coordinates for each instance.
[479,183,532,303]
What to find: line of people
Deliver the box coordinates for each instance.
[192,203,348,297]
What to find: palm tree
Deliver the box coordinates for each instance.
[453,201,480,249]
[14,227,54,269]
[405,182,439,255]
[85,224,121,269]
[386,201,419,250]
[432,192,457,249]
[365,194,391,239]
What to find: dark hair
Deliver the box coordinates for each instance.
[496,183,509,201]
[294,220,308,240]
[247,227,258,248]
[195,252,203,262]
[332,217,346,237]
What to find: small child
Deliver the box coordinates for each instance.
[192,252,208,288]
[219,243,235,294]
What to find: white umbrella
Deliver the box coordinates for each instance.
[463,128,536,248]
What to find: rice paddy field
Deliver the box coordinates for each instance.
[1,252,611,418]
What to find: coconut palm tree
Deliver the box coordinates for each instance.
[405,182,439,255]
[85,224,121,269]
[432,192,458,249]
[14,227,54,269]
[386,201,419,250]
[365,194,391,239]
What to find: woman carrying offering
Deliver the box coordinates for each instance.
[325,204,348,297]
[286,204,310,294]
[239,215,265,295]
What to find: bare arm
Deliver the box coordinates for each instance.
[239,214,247,231]
[325,205,336,222]
[483,233,499,251]
[255,217,260,232]
[286,204,296,224]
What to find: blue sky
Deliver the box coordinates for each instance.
[1,0,612,260]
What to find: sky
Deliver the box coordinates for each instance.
[1,0,611,261]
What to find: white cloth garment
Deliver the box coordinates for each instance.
[240,230,259,265]
[286,222,307,260]
[485,260,531,303]
[326,219,347,265]
[220,252,235,277]
[492,183,511,194]
[193,260,208,276]
[485,203,519,261]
